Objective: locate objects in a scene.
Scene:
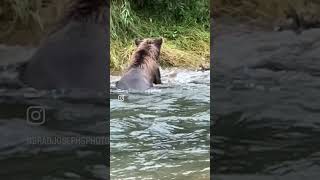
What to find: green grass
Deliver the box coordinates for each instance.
[110,0,210,72]
[0,0,44,39]
[0,0,68,44]
[0,0,210,71]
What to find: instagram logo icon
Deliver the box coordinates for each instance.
[26,106,46,125]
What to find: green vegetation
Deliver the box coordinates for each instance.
[0,0,43,38]
[0,0,66,44]
[0,0,210,70]
[111,0,210,72]
[213,0,320,22]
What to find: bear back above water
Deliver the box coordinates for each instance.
[21,0,108,91]
[116,38,163,91]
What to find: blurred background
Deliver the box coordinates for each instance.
[0,0,71,45]
[212,0,320,27]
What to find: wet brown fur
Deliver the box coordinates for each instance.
[127,38,162,80]
[115,38,162,90]
[21,0,109,90]
[48,0,108,35]
[127,38,162,84]
[63,0,108,23]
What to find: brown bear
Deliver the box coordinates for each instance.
[21,0,108,91]
[116,38,163,91]
[274,4,320,34]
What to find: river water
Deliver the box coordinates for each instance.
[5,18,318,180]
[110,69,210,179]
[0,44,210,179]
[213,19,320,180]
[0,45,108,180]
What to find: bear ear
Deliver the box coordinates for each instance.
[154,38,163,48]
[135,39,143,46]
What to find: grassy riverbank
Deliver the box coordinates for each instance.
[0,0,67,45]
[0,0,210,72]
[111,0,209,72]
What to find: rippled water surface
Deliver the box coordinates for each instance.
[110,69,210,179]
[0,45,108,180]
[0,44,210,180]
[213,20,320,180]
